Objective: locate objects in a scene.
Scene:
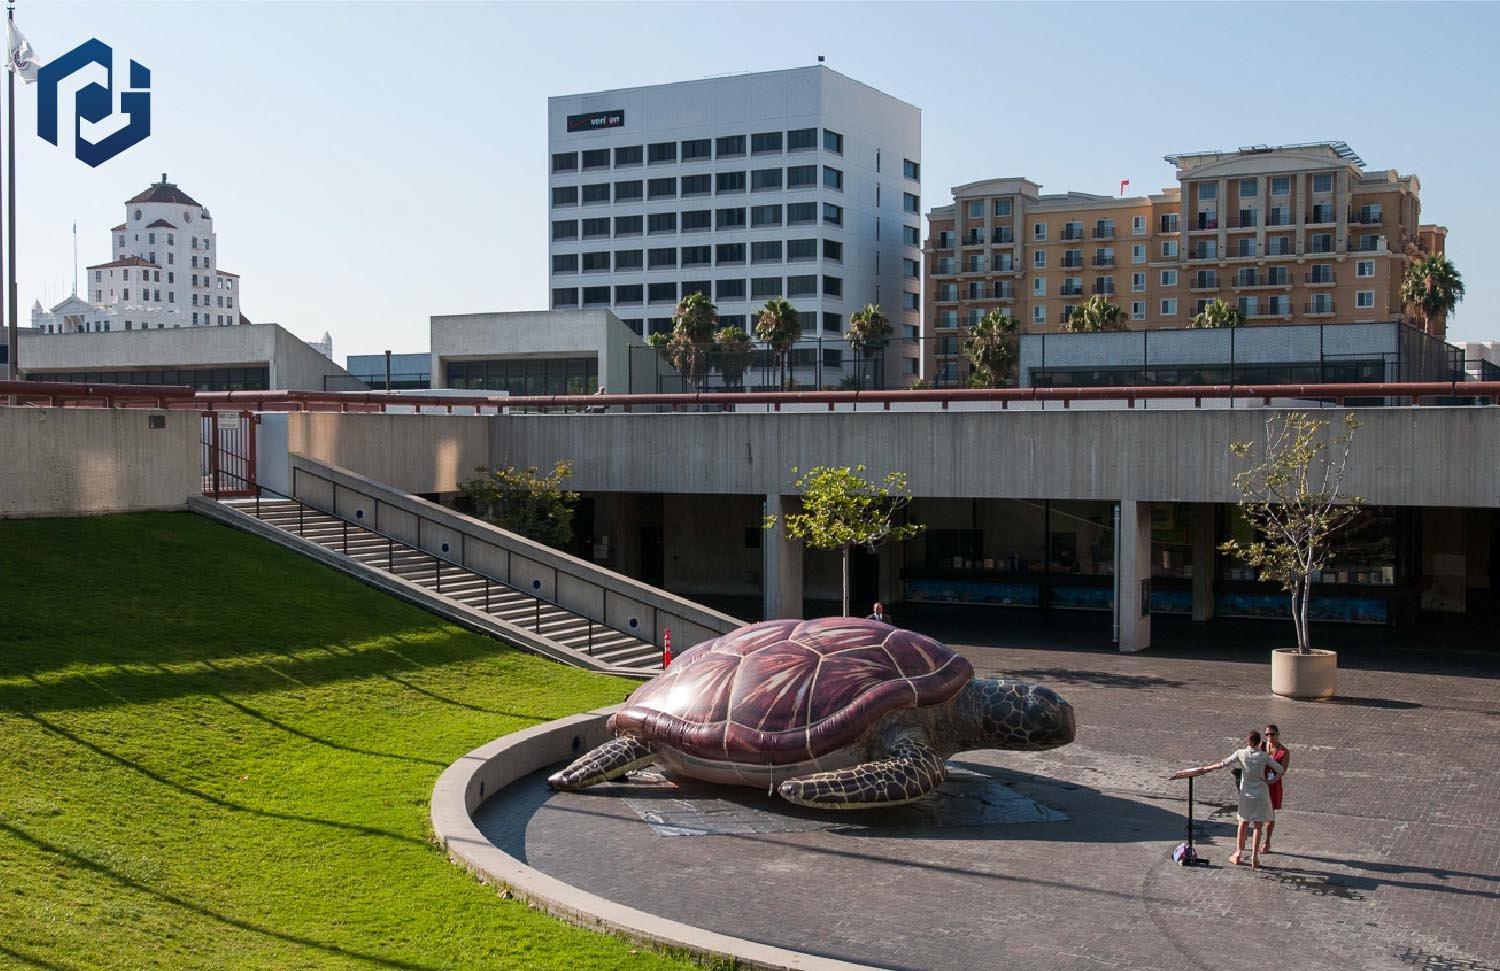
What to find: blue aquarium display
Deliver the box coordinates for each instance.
[904,579,1041,607]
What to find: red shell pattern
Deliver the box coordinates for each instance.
[609,618,973,764]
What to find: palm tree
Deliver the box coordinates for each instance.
[845,304,892,389]
[755,296,800,389]
[1401,254,1465,334]
[713,326,754,389]
[1190,298,1244,330]
[669,291,719,388]
[1063,295,1126,333]
[960,310,1021,387]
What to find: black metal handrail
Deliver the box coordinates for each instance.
[232,469,638,659]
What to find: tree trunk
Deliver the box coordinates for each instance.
[841,547,851,618]
[1300,572,1314,654]
[1289,586,1305,654]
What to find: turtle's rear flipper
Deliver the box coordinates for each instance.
[548,736,656,791]
[777,737,945,809]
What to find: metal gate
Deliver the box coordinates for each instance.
[201,410,257,498]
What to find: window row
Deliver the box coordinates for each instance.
[551,238,843,273]
[551,274,845,307]
[551,165,852,206]
[551,128,836,174]
[551,202,843,239]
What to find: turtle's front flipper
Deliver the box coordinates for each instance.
[548,736,656,791]
[777,736,946,809]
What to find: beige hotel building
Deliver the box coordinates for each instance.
[922,141,1447,385]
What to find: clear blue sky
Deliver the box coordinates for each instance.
[13,1,1500,360]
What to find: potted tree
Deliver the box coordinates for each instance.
[765,465,925,619]
[1220,412,1364,700]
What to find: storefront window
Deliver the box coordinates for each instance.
[1219,506,1396,586]
[1151,503,1194,579]
[1048,501,1115,576]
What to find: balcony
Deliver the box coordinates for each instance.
[991,228,1015,244]
[1189,248,1219,261]
[1059,284,1084,298]
[1305,301,1336,316]
[934,259,958,275]
[1060,256,1084,269]
[1092,226,1115,240]
[1349,211,1384,225]
[963,232,984,246]
[963,261,987,275]
[936,289,959,303]
[993,286,1015,300]
[1305,270,1336,286]
[991,259,1016,273]
[1060,228,1085,242]
[1265,243,1295,257]
[1348,238,1387,253]
[934,235,955,251]
[1266,214,1293,227]
[1092,285,1116,297]
[1092,255,1115,268]
[1189,215,1219,232]
[1307,208,1336,225]
[1188,276,1218,292]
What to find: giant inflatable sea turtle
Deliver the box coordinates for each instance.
[549,617,1076,809]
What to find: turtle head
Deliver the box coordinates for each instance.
[960,679,1076,752]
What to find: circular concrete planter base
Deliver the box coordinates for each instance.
[1270,648,1338,700]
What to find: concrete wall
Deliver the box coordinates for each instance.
[661,494,764,598]
[287,412,491,496]
[493,407,1500,508]
[269,326,363,391]
[0,407,200,517]
[429,309,642,394]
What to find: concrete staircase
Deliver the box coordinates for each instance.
[223,497,664,671]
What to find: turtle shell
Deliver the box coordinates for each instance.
[609,617,972,765]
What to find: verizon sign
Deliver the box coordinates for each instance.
[566,109,625,133]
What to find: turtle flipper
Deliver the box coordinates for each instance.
[777,736,946,809]
[548,736,656,791]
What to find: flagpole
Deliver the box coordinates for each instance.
[6,3,16,381]
[1,4,9,382]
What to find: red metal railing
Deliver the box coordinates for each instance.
[7,380,1500,412]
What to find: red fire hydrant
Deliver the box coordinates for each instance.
[663,628,672,668]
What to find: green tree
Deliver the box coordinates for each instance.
[1190,298,1244,330]
[1400,253,1465,332]
[960,310,1021,387]
[1063,295,1126,333]
[845,303,892,389]
[755,296,801,389]
[460,460,580,550]
[713,326,754,388]
[669,291,719,388]
[1220,412,1364,655]
[765,465,925,618]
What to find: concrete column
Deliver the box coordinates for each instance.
[1116,499,1152,653]
[763,494,804,620]
[1191,502,1217,622]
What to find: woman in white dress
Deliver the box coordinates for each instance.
[1170,729,1280,868]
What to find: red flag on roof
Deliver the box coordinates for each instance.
[1119,179,1130,196]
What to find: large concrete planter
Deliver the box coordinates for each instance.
[1271,648,1337,700]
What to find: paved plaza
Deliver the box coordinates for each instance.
[477,619,1499,971]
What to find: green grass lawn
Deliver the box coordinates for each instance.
[0,513,702,971]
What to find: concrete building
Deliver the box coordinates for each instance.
[924,142,1449,386]
[346,352,434,390]
[20,322,359,391]
[31,175,245,335]
[431,309,652,396]
[548,65,922,388]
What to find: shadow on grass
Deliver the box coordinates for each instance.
[0,820,446,971]
[17,712,427,847]
[0,943,76,971]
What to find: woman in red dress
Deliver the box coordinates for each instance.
[1263,724,1290,853]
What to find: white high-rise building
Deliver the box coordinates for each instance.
[547,65,922,388]
[31,174,244,334]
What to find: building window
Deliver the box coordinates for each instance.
[1356,290,1375,309]
[751,204,783,227]
[1031,250,1046,269]
[648,212,677,234]
[550,151,577,173]
[752,240,783,263]
[716,278,745,301]
[614,145,643,167]
[751,168,782,191]
[681,138,711,161]
[900,158,920,181]
[993,198,1012,217]
[902,256,918,278]
[614,250,644,271]
[1159,213,1180,233]
[786,127,816,151]
[1131,243,1145,264]
[1357,260,1376,278]
[787,164,817,189]
[902,291,920,311]
[821,239,843,263]
[787,238,816,261]
[823,203,843,226]
[648,177,676,199]
[752,131,784,154]
[903,225,920,246]
[550,186,578,208]
[648,282,677,303]
[1238,177,1258,198]
[716,243,745,265]
[788,202,817,225]
[966,200,983,219]
[716,135,745,158]
[581,183,610,204]
[648,247,676,269]
[682,210,712,232]
[716,171,746,194]
[823,129,843,154]
[1160,299,1177,316]
[902,192,920,214]
[786,274,817,297]
[648,141,676,164]
[1131,272,1146,292]
[681,245,711,267]
[611,180,641,201]
[1132,215,1147,235]
[716,208,746,229]
[1312,173,1333,193]
[1032,276,1046,296]
[1271,176,1291,196]
[581,251,610,272]
[823,166,843,190]
[1160,269,1177,286]
[551,287,579,308]
[615,215,643,237]
[1161,240,1178,258]
[615,284,643,304]
[681,174,711,197]
[580,148,610,170]
[582,217,610,238]
[1032,306,1046,324]
[1131,301,1146,320]
[751,277,781,299]
[551,254,578,274]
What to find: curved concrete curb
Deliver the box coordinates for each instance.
[432,709,883,971]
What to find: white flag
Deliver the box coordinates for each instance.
[8,20,40,83]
